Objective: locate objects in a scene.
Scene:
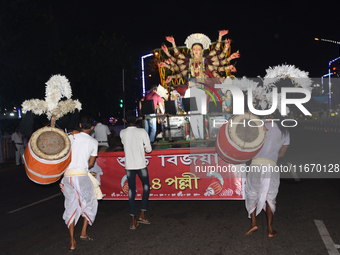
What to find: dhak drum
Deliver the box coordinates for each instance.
[23,127,71,184]
[216,113,266,164]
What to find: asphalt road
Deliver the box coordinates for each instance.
[1,128,340,255]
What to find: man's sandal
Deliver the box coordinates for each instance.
[130,223,139,230]
[80,236,94,241]
[137,218,151,224]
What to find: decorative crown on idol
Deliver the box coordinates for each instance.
[184,33,212,50]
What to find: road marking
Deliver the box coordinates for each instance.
[287,162,300,181]
[7,193,62,214]
[314,219,340,255]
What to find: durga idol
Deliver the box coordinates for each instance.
[158,30,240,139]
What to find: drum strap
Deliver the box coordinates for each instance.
[64,168,87,177]
[251,158,276,166]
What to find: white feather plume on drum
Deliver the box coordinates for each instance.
[21,75,81,184]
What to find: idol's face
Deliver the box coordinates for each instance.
[192,45,203,58]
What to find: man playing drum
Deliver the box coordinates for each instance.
[245,110,289,237]
[60,116,98,251]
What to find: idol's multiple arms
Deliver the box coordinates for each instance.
[158,30,240,82]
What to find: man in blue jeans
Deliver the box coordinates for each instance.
[140,85,164,142]
[120,110,152,229]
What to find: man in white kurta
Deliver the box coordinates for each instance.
[60,116,98,251]
[245,118,289,237]
[11,128,24,165]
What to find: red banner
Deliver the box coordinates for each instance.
[97,148,245,200]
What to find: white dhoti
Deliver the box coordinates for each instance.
[245,163,280,218]
[60,174,98,228]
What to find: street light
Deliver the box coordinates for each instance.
[315,38,340,45]
[327,56,340,108]
[141,53,154,97]
[315,38,340,113]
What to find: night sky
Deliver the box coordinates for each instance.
[50,0,340,77]
[1,0,340,116]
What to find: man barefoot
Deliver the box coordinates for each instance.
[245,203,277,237]
[60,116,98,251]
[245,225,258,236]
[266,202,278,237]
[245,110,289,237]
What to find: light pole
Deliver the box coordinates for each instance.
[122,69,125,128]
[141,53,154,97]
[315,38,340,114]
[327,56,340,109]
